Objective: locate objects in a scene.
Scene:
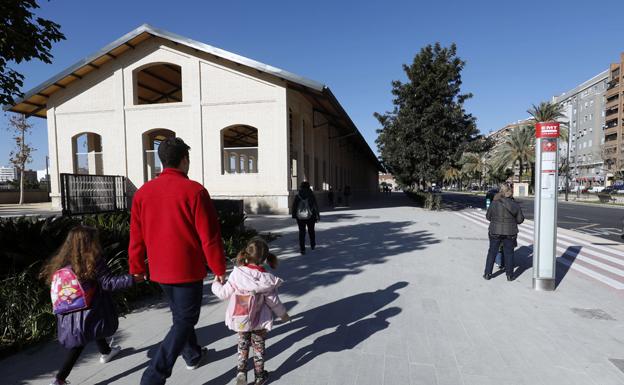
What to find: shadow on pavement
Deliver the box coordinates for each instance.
[273,220,438,297]
[556,246,582,289]
[202,282,407,385]
[512,245,533,279]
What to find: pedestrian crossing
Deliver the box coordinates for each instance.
[454,209,624,290]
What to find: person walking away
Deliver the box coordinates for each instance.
[327,187,334,208]
[292,181,320,254]
[343,185,351,206]
[41,226,142,385]
[483,183,524,281]
[212,238,290,385]
[129,137,226,385]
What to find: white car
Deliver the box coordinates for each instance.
[589,186,605,193]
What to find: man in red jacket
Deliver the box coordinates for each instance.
[129,137,226,385]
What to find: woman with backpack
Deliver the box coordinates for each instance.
[40,225,143,385]
[291,181,320,254]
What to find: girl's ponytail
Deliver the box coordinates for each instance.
[266,253,278,269]
[236,249,249,266]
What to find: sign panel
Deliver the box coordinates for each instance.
[535,122,560,138]
[534,122,559,291]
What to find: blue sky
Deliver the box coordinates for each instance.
[2,0,624,171]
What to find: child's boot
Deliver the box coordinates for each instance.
[236,370,247,385]
[254,370,269,385]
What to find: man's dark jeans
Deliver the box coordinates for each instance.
[484,234,516,278]
[297,218,316,252]
[141,281,203,385]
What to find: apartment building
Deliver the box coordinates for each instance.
[605,54,624,182]
[553,70,608,186]
[0,166,16,182]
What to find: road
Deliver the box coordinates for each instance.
[442,192,624,243]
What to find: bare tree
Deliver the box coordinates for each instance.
[7,114,35,205]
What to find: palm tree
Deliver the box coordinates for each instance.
[527,101,568,143]
[443,166,462,189]
[460,152,488,189]
[491,126,534,182]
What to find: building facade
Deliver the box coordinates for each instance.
[8,25,381,213]
[486,119,534,182]
[552,70,608,187]
[0,167,16,182]
[605,54,624,183]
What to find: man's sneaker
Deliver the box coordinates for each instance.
[235,371,248,385]
[254,370,269,385]
[50,379,69,385]
[185,347,209,370]
[99,345,121,363]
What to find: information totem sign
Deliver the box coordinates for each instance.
[533,122,559,291]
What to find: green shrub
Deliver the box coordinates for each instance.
[404,190,441,210]
[0,263,55,359]
[0,208,254,357]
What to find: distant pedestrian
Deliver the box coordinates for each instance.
[129,137,226,385]
[328,187,334,207]
[292,181,320,254]
[41,225,142,385]
[212,238,290,385]
[343,185,351,206]
[483,183,525,281]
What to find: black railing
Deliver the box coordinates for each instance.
[60,173,127,216]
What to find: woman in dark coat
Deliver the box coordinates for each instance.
[484,183,525,281]
[292,181,320,254]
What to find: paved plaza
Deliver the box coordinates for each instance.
[2,193,624,385]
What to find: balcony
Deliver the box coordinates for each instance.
[605,126,619,136]
[606,106,619,116]
[605,118,618,129]
[605,133,618,143]
[607,79,620,90]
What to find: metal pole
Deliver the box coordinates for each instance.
[533,122,560,291]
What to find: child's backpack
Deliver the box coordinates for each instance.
[232,292,261,332]
[51,267,96,315]
[296,194,312,220]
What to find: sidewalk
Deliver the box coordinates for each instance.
[2,193,624,384]
[0,202,60,217]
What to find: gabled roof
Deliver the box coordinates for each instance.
[6,24,381,169]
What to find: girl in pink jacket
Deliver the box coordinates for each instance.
[212,237,290,385]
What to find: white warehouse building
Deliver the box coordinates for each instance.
[8,25,381,214]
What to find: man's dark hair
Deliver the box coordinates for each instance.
[158,137,190,168]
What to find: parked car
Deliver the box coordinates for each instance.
[589,186,605,193]
[614,185,624,194]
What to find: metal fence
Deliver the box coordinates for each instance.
[60,173,127,216]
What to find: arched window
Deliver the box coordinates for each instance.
[222,125,258,174]
[143,129,175,181]
[72,133,103,175]
[134,63,182,105]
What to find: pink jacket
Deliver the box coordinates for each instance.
[211,265,287,332]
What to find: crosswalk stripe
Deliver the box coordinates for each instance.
[460,210,624,261]
[453,210,624,289]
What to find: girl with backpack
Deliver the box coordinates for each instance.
[40,225,143,385]
[211,237,290,385]
[291,181,320,254]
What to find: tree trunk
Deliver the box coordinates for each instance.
[19,127,25,205]
[19,169,24,205]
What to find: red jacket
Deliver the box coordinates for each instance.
[128,168,226,283]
